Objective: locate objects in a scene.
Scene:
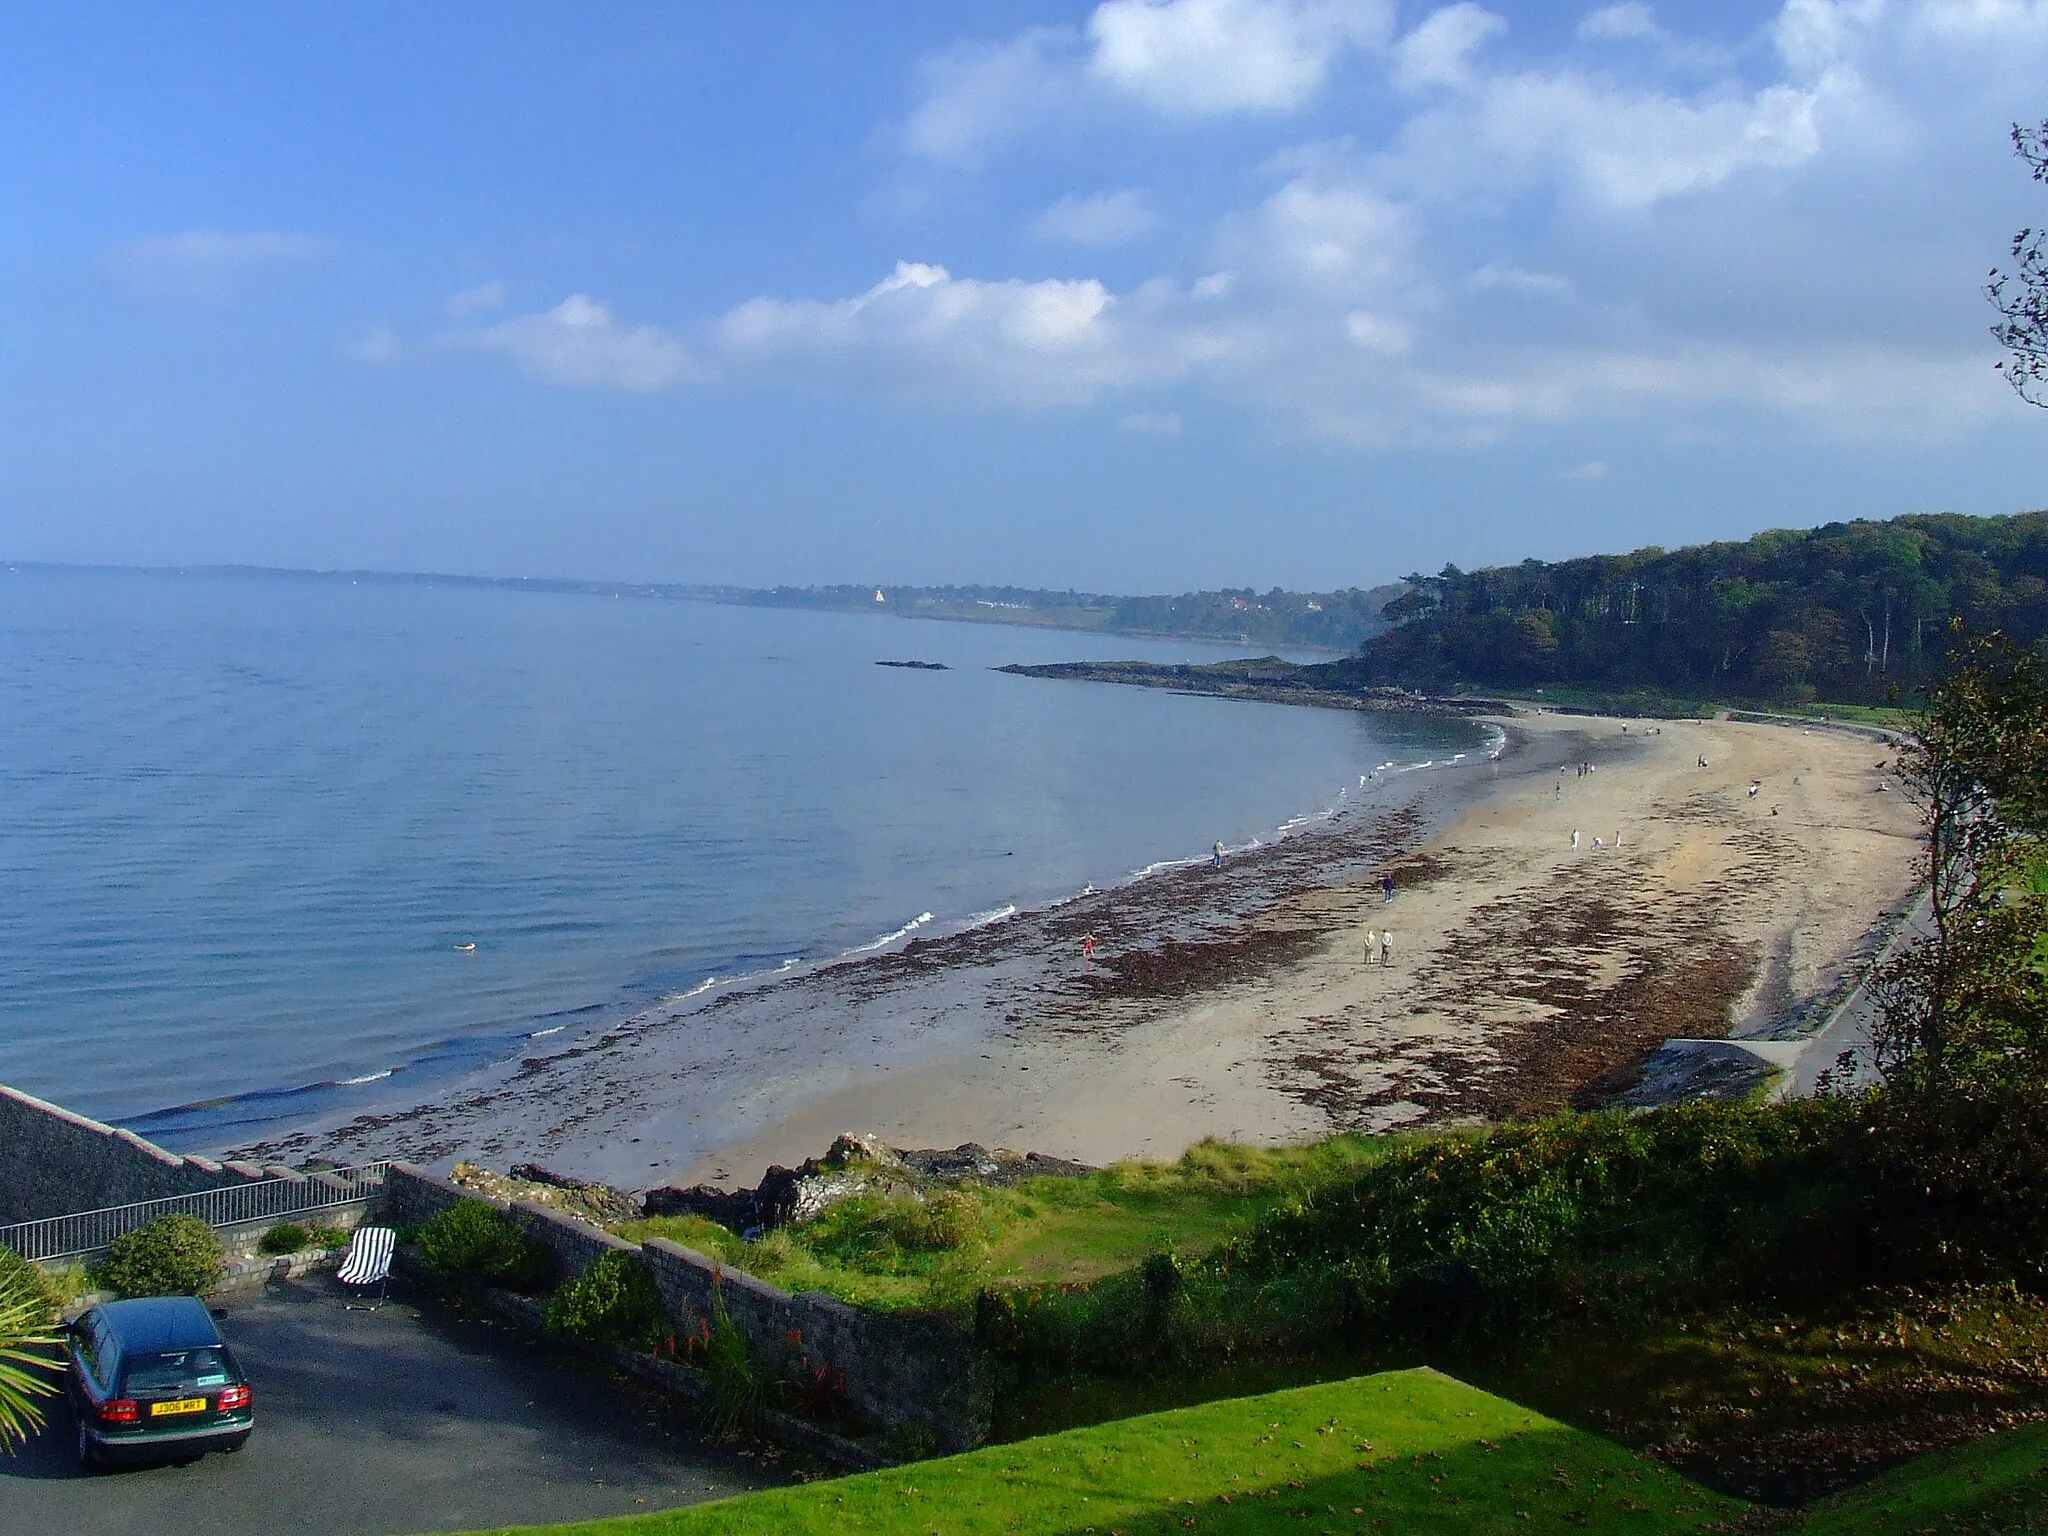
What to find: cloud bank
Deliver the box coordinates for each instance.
[366,0,2048,448]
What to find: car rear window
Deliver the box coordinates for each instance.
[122,1347,232,1393]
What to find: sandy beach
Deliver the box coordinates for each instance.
[668,712,1920,1184]
[235,708,1921,1190]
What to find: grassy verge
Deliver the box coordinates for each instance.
[1785,1417,2048,1534]
[609,1136,1397,1312]
[466,1369,1744,1536]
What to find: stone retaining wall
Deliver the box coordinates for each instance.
[0,1082,267,1224]
[387,1163,991,1450]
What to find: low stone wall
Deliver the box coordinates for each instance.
[386,1163,992,1450]
[642,1239,991,1450]
[0,1082,267,1224]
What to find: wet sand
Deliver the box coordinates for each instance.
[233,710,1920,1190]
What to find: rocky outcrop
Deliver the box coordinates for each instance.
[997,657,1508,715]
[449,1160,642,1226]
[645,1134,1093,1236]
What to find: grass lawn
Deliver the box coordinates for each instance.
[469,1369,1745,1536]
[610,1137,1396,1311]
[1789,1418,2048,1534]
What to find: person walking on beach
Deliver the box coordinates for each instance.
[1379,930,1393,967]
[1213,840,1226,869]
[1081,934,1096,962]
[1364,928,1380,965]
[1381,873,1395,904]
[1572,829,1580,849]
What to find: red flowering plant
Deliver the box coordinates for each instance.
[777,1326,848,1424]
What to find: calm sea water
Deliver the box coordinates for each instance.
[0,567,1479,1147]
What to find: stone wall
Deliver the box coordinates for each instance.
[0,1082,267,1224]
[386,1164,992,1450]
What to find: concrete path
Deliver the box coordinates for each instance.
[1785,893,1932,1098]
[0,1274,781,1535]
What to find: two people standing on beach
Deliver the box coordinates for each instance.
[1363,927,1394,965]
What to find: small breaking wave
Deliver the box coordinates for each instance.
[840,912,936,957]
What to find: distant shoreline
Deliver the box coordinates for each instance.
[2,559,1369,657]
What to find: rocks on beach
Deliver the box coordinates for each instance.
[454,1132,1093,1238]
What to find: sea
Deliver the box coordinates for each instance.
[0,566,1485,1151]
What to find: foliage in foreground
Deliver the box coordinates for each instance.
[0,1250,63,1451]
[543,1250,666,1350]
[91,1213,224,1299]
[462,1369,1741,1536]
[1789,1415,2048,1535]
[415,1200,558,1293]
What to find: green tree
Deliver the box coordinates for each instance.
[1871,629,2048,1097]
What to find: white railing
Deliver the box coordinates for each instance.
[0,1162,393,1263]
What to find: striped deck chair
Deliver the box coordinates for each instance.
[337,1226,396,1311]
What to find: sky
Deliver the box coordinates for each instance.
[5,0,2048,594]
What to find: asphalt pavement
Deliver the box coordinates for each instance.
[0,1274,784,1535]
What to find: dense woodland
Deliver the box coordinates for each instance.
[1352,511,2048,705]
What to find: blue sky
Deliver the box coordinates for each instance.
[5,1,2048,592]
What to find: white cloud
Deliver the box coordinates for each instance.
[903,0,1391,163]
[1120,410,1186,434]
[452,294,698,391]
[388,0,2048,449]
[112,229,329,299]
[1578,3,1661,42]
[1087,0,1392,114]
[901,27,1082,167]
[1344,310,1413,354]
[1468,264,1576,301]
[341,323,401,364]
[718,260,1196,404]
[447,280,508,316]
[1393,3,1508,91]
[1560,458,1609,478]
[1031,189,1161,245]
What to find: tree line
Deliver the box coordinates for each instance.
[1351,511,2048,706]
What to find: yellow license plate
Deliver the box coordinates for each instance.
[150,1398,206,1417]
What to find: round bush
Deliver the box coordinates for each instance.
[94,1214,224,1299]
[542,1251,665,1348]
[258,1222,310,1256]
[415,1200,556,1292]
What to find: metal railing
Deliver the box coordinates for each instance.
[0,1162,393,1263]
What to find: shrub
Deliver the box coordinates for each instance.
[258,1222,310,1256]
[543,1251,666,1349]
[414,1201,557,1292]
[884,1191,984,1253]
[304,1224,350,1251]
[93,1215,224,1299]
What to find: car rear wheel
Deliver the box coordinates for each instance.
[74,1415,98,1473]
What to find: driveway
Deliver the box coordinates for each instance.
[0,1274,786,1535]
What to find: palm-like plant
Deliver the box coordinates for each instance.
[0,1259,63,1451]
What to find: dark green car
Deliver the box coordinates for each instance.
[65,1296,254,1469]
